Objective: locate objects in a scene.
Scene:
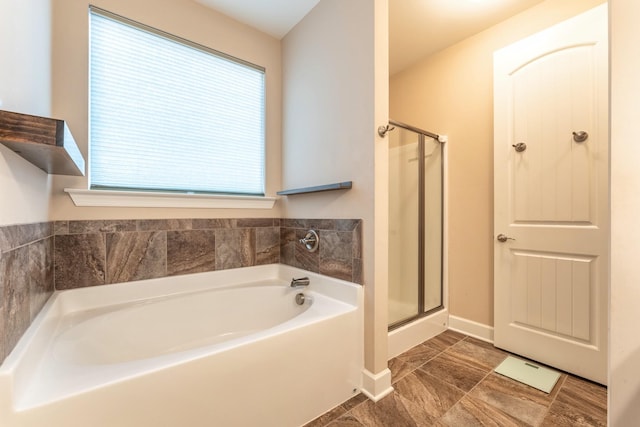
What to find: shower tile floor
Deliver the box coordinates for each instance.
[305,330,607,427]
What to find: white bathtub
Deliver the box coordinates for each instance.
[0,264,363,427]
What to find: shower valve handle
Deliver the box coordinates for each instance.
[299,230,319,252]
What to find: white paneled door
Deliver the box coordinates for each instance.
[493,4,608,385]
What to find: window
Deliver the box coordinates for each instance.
[89,7,266,196]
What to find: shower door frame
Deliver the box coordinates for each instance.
[388,120,444,331]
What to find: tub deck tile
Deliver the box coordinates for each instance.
[54,233,106,290]
[106,231,167,284]
[256,227,280,265]
[214,228,255,270]
[28,238,54,320]
[1,247,30,360]
[167,229,216,276]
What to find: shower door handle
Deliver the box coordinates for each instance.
[496,234,515,243]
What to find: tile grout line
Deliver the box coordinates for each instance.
[457,344,572,426]
[336,399,366,427]
[318,333,605,426]
[312,332,474,426]
[327,333,467,427]
[401,334,473,423]
[317,393,368,427]
[437,363,497,423]
[535,373,568,426]
[391,345,440,385]
[433,335,506,423]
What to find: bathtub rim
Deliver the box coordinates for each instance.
[0,264,363,413]
[53,264,359,318]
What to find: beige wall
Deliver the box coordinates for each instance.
[372,0,390,377]
[281,0,390,376]
[49,0,282,220]
[390,0,605,327]
[610,0,640,423]
[0,0,52,226]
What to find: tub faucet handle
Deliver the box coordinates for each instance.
[290,277,310,288]
[299,230,319,252]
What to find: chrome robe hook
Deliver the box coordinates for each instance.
[572,131,589,143]
[378,124,395,137]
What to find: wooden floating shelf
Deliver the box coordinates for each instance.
[277,181,352,196]
[0,110,85,176]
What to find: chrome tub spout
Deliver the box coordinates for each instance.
[290,277,310,288]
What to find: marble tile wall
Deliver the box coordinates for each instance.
[0,217,362,363]
[54,218,363,288]
[53,218,282,290]
[280,219,363,284]
[0,222,54,362]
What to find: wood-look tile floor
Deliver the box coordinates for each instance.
[305,330,607,427]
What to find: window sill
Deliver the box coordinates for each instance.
[64,188,277,209]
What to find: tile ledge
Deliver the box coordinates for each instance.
[64,188,277,209]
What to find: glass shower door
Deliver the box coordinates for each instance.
[388,122,443,329]
[388,127,420,325]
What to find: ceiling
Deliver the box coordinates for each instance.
[196,0,545,74]
[390,0,545,74]
[196,0,321,39]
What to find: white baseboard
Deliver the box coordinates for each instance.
[448,315,494,343]
[360,368,393,402]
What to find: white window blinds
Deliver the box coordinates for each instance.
[89,8,266,195]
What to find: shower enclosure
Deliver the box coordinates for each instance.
[387,120,443,330]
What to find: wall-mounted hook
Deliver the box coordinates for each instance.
[572,131,589,143]
[512,142,527,152]
[378,124,395,138]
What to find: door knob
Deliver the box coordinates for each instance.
[497,234,515,242]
